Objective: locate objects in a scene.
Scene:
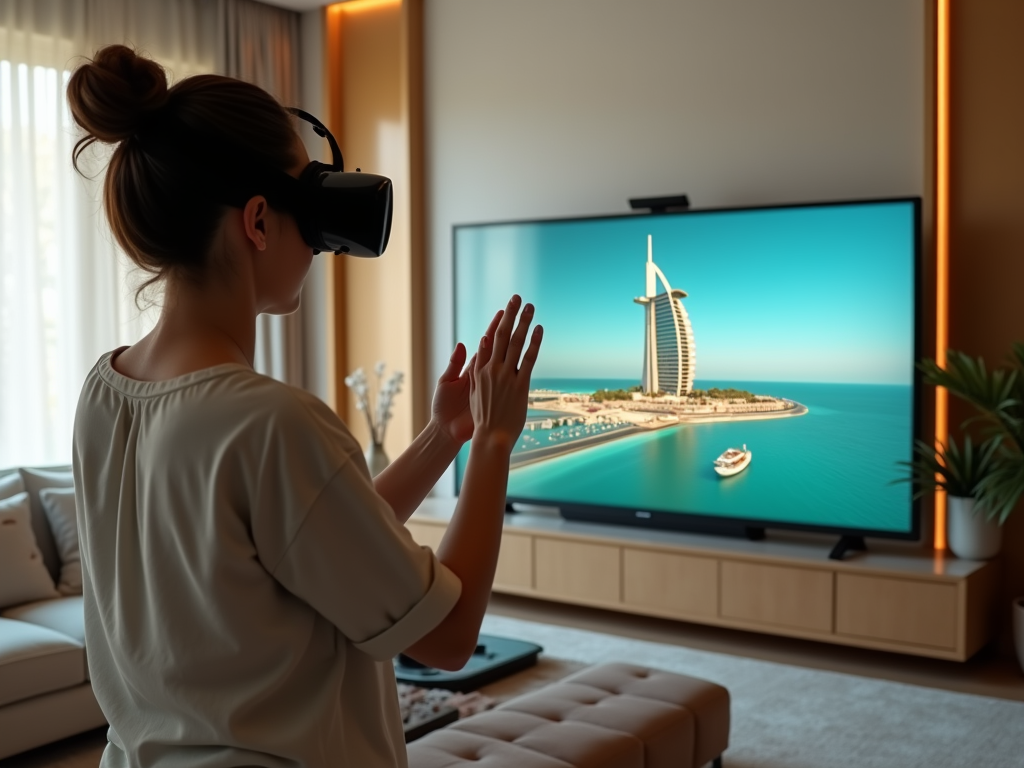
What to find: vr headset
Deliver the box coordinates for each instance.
[138,107,393,258]
[286,108,393,258]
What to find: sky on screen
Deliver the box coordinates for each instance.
[454,201,915,386]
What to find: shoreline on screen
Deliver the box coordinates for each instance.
[510,398,807,469]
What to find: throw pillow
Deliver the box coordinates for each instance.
[39,488,82,596]
[18,467,74,582]
[0,470,25,501]
[0,492,59,610]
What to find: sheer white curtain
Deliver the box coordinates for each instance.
[0,0,217,466]
[217,0,305,388]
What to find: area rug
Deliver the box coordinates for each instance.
[480,614,1024,768]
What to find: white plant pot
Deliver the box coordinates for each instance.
[1014,597,1024,676]
[946,496,1002,560]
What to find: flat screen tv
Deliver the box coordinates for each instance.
[453,198,921,545]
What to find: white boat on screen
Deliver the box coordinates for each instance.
[714,444,751,477]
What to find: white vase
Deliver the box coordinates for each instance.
[1014,597,1024,675]
[946,496,1002,560]
[365,441,390,477]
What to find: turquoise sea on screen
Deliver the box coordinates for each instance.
[456,379,914,534]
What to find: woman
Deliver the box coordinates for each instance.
[67,44,542,768]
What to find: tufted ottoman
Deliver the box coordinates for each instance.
[407,662,729,768]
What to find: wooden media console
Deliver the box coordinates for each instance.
[407,499,999,661]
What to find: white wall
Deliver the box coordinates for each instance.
[424,0,924,494]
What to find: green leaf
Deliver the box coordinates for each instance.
[913,346,1024,521]
[895,435,1003,500]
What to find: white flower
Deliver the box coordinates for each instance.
[344,362,404,443]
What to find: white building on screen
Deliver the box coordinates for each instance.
[633,235,696,395]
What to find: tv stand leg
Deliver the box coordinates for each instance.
[829,535,867,561]
[505,502,516,514]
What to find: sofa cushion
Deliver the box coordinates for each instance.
[18,467,74,584]
[39,487,82,595]
[0,492,60,610]
[0,617,85,707]
[2,596,87,679]
[451,710,644,768]
[497,682,694,768]
[408,728,575,768]
[0,470,26,501]
[2,596,85,645]
[563,662,730,767]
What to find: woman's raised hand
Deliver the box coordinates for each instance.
[469,295,543,454]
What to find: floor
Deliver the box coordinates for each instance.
[486,592,1024,702]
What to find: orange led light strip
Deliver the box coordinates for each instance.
[934,0,950,551]
[330,0,399,14]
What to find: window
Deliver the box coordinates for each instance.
[0,56,156,467]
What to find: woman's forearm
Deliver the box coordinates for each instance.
[373,420,462,523]
[403,433,512,669]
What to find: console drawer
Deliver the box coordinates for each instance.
[495,532,533,590]
[535,538,621,604]
[836,574,958,650]
[720,561,833,633]
[623,548,718,617]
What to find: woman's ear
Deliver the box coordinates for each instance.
[242,196,269,252]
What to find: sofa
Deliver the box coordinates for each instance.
[0,465,106,760]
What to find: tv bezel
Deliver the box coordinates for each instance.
[452,196,924,543]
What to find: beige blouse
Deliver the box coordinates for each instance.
[73,350,461,768]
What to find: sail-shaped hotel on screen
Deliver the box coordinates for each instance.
[634,235,696,395]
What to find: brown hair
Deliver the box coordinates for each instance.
[67,44,299,289]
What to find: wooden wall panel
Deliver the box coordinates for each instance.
[949,0,1024,654]
[325,0,425,455]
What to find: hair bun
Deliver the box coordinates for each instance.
[67,44,169,146]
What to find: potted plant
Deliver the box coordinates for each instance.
[901,434,1003,559]
[907,344,1024,671]
[919,345,1024,526]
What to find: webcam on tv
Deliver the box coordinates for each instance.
[629,194,691,213]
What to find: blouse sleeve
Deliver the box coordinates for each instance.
[250,389,461,661]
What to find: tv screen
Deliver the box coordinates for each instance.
[453,198,920,539]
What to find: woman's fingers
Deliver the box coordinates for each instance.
[519,325,544,378]
[439,343,467,383]
[483,309,503,340]
[505,303,535,368]
[476,310,503,369]
[490,295,521,363]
